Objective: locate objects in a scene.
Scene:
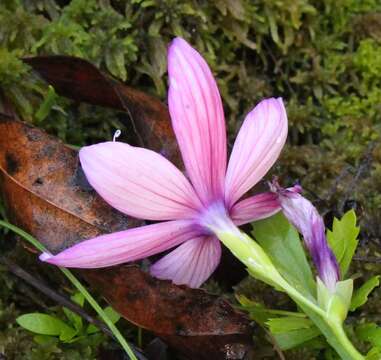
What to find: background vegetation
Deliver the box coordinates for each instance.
[0,0,380,358]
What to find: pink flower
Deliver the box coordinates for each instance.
[40,38,288,288]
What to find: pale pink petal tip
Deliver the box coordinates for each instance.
[169,37,190,51]
[150,236,221,288]
[37,220,198,269]
[231,192,281,226]
[39,252,53,262]
[272,180,340,291]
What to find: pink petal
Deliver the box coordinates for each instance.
[79,141,203,221]
[168,37,227,206]
[231,192,281,226]
[271,180,340,290]
[150,235,221,288]
[40,220,198,268]
[225,98,288,207]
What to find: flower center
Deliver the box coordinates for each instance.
[197,201,239,237]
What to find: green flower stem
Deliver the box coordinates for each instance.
[279,278,363,360]
[217,229,364,360]
[0,220,138,360]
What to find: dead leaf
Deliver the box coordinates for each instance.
[23,56,179,162]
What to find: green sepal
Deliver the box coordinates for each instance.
[317,278,353,324]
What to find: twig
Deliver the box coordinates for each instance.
[262,40,295,96]
[0,220,140,359]
[321,143,375,214]
[263,326,286,360]
[353,256,381,264]
[0,256,147,360]
[339,142,375,213]
[0,256,113,335]
[323,165,351,203]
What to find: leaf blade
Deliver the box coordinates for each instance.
[350,276,380,311]
[252,213,316,298]
[327,210,360,277]
[16,313,76,340]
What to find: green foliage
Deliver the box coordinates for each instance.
[237,294,323,351]
[356,323,381,350]
[242,212,379,357]
[63,292,85,332]
[86,306,121,335]
[236,294,306,325]
[266,316,314,334]
[350,276,380,312]
[35,85,59,122]
[365,347,381,360]
[252,212,316,298]
[267,318,321,350]
[16,313,77,341]
[16,293,121,344]
[327,210,360,277]
[0,267,107,359]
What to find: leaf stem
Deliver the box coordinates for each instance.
[279,278,363,360]
[0,220,138,360]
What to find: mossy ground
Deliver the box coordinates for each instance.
[0,0,380,358]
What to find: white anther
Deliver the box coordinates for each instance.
[113,129,121,142]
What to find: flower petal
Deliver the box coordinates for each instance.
[311,217,341,292]
[79,141,203,221]
[168,37,227,205]
[150,235,221,288]
[231,192,281,226]
[225,98,288,207]
[40,220,198,268]
[271,181,340,291]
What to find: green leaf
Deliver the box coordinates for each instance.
[236,295,306,325]
[63,292,85,331]
[350,276,380,311]
[365,347,381,360]
[237,296,322,350]
[16,313,77,341]
[103,306,121,324]
[273,327,321,350]
[325,347,342,360]
[72,291,85,307]
[356,323,381,349]
[327,210,360,277]
[252,212,316,298]
[33,335,59,346]
[86,306,121,334]
[35,85,58,122]
[236,295,271,325]
[59,324,78,342]
[266,316,314,334]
